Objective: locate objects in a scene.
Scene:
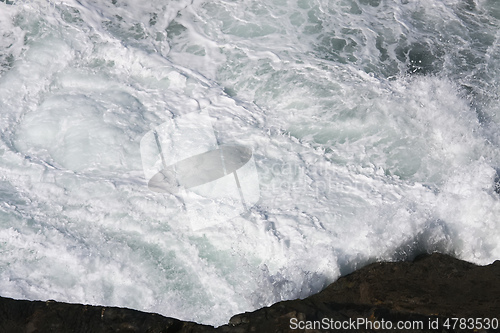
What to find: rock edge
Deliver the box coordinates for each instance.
[1,253,499,332]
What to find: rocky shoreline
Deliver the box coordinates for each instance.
[1,253,499,332]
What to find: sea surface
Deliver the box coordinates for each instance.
[0,0,499,326]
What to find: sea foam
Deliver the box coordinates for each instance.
[0,0,499,326]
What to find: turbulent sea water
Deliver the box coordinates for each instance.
[0,0,499,326]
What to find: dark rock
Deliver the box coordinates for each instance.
[1,253,499,332]
[0,297,215,333]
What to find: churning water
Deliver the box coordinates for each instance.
[0,0,499,326]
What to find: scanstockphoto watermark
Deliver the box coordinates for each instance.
[139,111,385,229]
[258,159,382,199]
[290,317,425,331]
[0,0,57,9]
[140,111,260,230]
[259,161,336,195]
[290,317,499,331]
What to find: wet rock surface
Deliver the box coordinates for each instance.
[1,253,499,332]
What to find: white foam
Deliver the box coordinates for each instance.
[0,0,499,327]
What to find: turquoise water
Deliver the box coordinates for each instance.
[0,0,499,326]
